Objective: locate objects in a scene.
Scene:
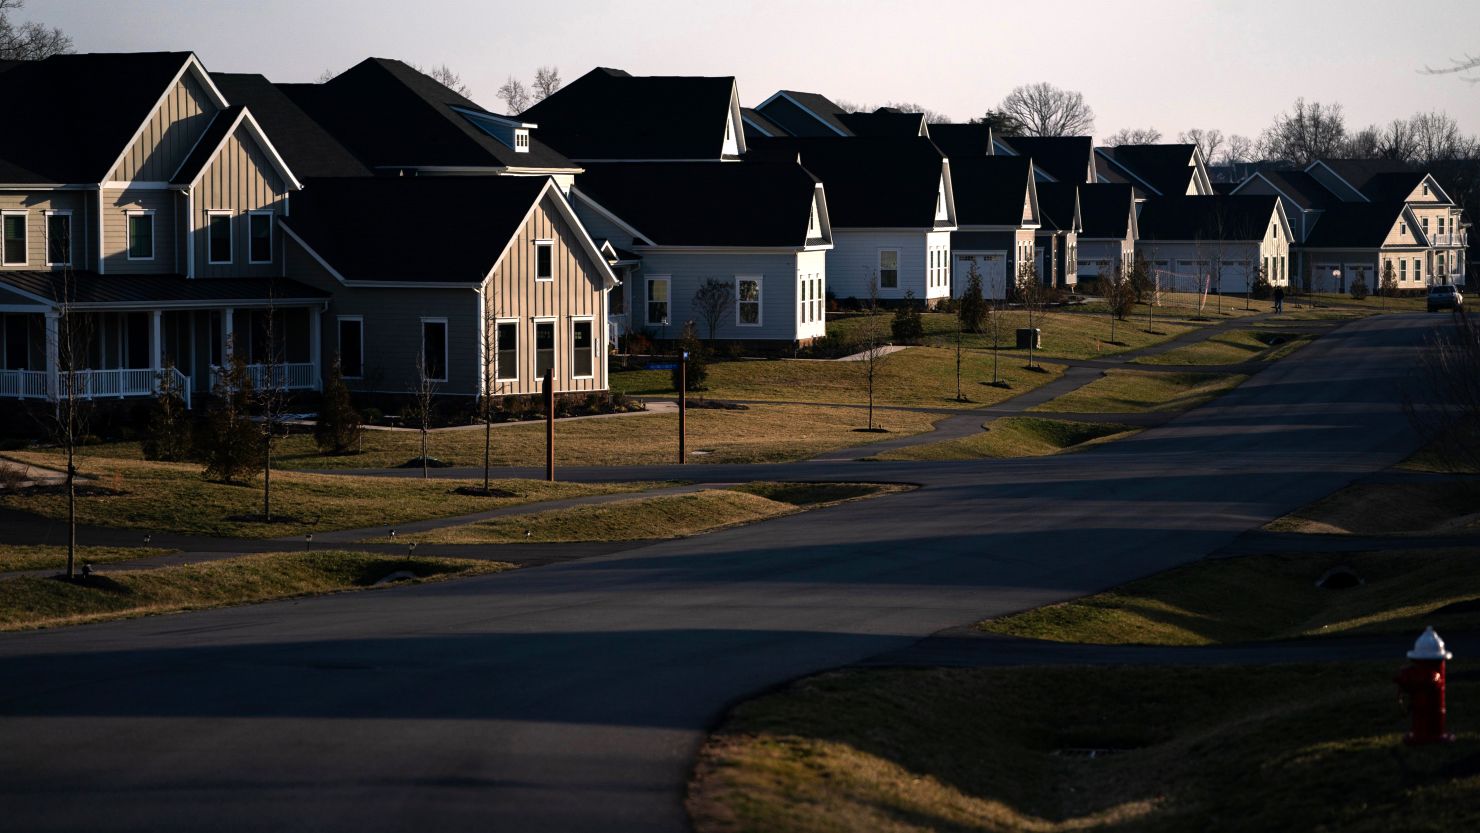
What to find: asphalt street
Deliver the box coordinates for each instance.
[0,312,1445,832]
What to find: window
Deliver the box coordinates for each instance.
[878,249,899,288]
[535,240,553,280]
[514,129,530,152]
[1414,258,1423,281]
[534,319,555,379]
[571,319,594,378]
[647,277,670,325]
[207,212,232,264]
[337,317,363,379]
[248,212,273,264]
[421,319,447,381]
[496,321,518,381]
[736,276,761,326]
[1439,217,1447,235]
[807,201,819,238]
[1400,222,1406,236]
[127,211,154,260]
[2,212,26,265]
[1423,218,1430,235]
[1400,260,1408,281]
[44,212,70,266]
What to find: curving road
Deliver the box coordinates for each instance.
[0,313,1438,832]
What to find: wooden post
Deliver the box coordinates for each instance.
[678,351,687,465]
[543,367,555,482]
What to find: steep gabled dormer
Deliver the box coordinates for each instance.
[106,53,229,186]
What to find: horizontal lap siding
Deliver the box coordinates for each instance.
[102,188,176,273]
[826,230,926,301]
[0,191,89,271]
[631,251,800,341]
[193,127,288,278]
[111,73,217,183]
[487,195,608,396]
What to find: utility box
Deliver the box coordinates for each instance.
[1015,327,1041,349]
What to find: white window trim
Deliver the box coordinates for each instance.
[420,317,449,382]
[126,210,155,261]
[735,275,763,327]
[2,210,28,267]
[646,275,672,326]
[877,248,900,289]
[206,211,233,265]
[570,316,595,380]
[534,239,554,281]
[247,210,274,264]
[494,317,519,382]
[336,315,364,379]
[532,316,558,381]
[43,210,72,267]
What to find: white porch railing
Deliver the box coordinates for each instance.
[0,369,49,399]
[0,367,191,408]
[210,362,318,392]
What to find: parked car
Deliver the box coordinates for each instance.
[1428,284,1464,312]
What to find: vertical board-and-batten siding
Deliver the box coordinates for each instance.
[193,126,288,278]
[485,194,608,396]
[110,72,218,183]
[0,191,90,270]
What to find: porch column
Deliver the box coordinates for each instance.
[223,307,234,359]
[309,307,322,391]
[43,312,59,401]
[150,309,162,393]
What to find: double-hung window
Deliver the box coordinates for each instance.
[45,212,71,266]
[1414,259,1423,282]
[207,212,232,264]
[421,319,447,382]
[534,320,556,379]
[2,212,26,265]
[496,321,518,381]
[337,317,364,379]
[535,240,553,281]
[736,276,762,326]
[646,277,670,325]
[878,250,899,288]
[570,319,594,378]
[127,211,154,260]
[248,212,273,264]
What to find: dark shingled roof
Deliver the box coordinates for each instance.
[1303,202,1411,248]
[0,52,196,182]
[286,176,552,283]
[1313,158,1420,198]
[280,58,576,172]
[0,271,327,306]
[1244,170,1340,211]
[169,106,245,186]
[573,161,820,247]
[928,123,994,159]
[740,107,785,138]
[1098,144,1199,196]
[1137,195,1278,241]
[1361,171,1429,202]
[752,136,947,228]
[950,156,1034,227]
[521,67,737,160]
[1077,183,1135,239]
[838,109,927,138]
[1001,136,1093,184]
[211,73,369,178]
[1035,182,1080,232]
[758,91,854,136]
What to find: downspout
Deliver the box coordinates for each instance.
[184,186,195,279]
[96,185,105,274]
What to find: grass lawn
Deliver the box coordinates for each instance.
[979,548,1480,646]
[612,347,1065,409]
[1268,479,1480,535]
[1132,329,1313,366]
[0,545,175,573]
[872,417,1137,462]
[1268,306,1373,321]
[689,664,1480,833]
[1031,370,1246,414]
[0,550,510,631]
[382,482,905,545]
[0,452,660,537]
[1309,293,1429,312]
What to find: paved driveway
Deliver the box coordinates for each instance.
[0,313,1438,832]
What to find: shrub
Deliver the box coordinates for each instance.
[315,359,364,454]
[959,268,987,333]
[891,291,925,343]
[672,321,708,391]
[140,366,193,461]
[1349,278,1370,300]
[198,355,263,483]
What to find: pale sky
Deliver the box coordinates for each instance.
[23,0,1480,142]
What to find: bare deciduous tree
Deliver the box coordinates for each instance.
[410,348,439,480]
[254,300,292,522]
[0,0,72,60]
[856,294,890,431]
[315,68,337,84]
[478,284,503,493]
[1179,128,1225,164]
[1104,127,1162,146]
[43,270,90,579]
[1101,263,1135,345]
[1223,134,1257,166]
[497,76,530,114]
[879,101,952,124]
[1014,261,1047,369]
[427,64,472,97]
[532,65,563,101]
[692,278,735,345]
[999,82,1094,137]
[1259,98,1347,166]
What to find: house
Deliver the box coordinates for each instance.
[999,136,1095,184]
[1032,183,1081,289]
[754,136,954,306]
[1230,169,1339,247]
[1095,144,1215,198]
[947,156,1040,299]
[751,90,855,137]
[1135,195,1292,293]
[282,175,618,398]
[569,160,831,345]
[928,123,995,159]
[1075,183,1138,280]
[1298,202,1431,293]
[0,52,325,408]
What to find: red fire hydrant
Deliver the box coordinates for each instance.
[1395,626,1454,745]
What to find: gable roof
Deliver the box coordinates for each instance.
[1001,136,1093,184]
[755,90,854,137]
[284,176,607,285]
[1096,144,1200,197]
[950,156,1037,227]
[753,136,950,229]
[838,108,928,138]
[1303,201,1418,248]
[740,107,785,138]
[521,67,742,160]
[1077,183,1135,239]
[1136,195,1279,241]
[1307,158,1430,203]
[0,51,211,183]
[572,160,824,247]
[1235,169,1339,211]
[280,58,577,172]
[166,106,303,191]
[1035,182,1080,232]
[211,72,369,178]
[928,123,994,159]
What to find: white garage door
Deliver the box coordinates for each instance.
[1344,263,1374,292]
[954,253,1007,299]
[1173,260,1210,294]
[1312,263,1342,293]
[1218,262,1251,294]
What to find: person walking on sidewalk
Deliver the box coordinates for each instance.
[1273,285,1285,314]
